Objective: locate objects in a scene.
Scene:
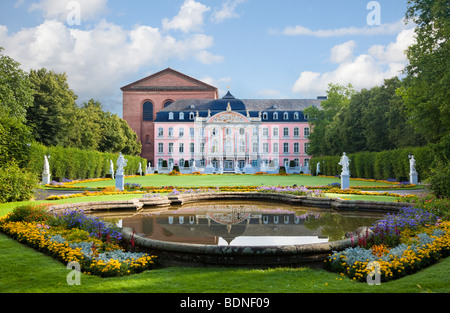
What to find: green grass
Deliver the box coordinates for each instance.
[2,175,447,294]
[69,174,393,189]
[1,232,448,293]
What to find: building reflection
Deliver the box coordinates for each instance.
[122,205,326,246]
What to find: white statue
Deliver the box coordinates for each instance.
[42,155,51,184]
[43,155,50,175]
[339,152,350,175]
[116,153,127,176]
[409,155,417,175]
[138,162,143,175]
[109,159,114,179]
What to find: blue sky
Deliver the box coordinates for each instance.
[0,0,416,116]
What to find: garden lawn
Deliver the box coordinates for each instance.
[1,232,449,293]
[69,174,395,189]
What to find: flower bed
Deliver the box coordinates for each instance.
[0,205,157,277]
[326,196,450,282]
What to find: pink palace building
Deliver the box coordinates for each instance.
[121,68,324,174]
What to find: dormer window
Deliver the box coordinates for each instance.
[294,112,299,120]
[179,112,184,120]
[273,112,278,120]
[168,112,174,120]
[189,112,195,120]
[190,104,195,109]
[283,112,289,120]
[262,112,268,120]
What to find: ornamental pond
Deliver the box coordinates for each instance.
[82,195,401,267]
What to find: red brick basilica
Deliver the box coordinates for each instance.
[121,68,219,162]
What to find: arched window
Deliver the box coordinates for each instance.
[273,112,278,120]
[294,112,299,120]
[179,112,184,120]
[283,112,289,120]
[143,101,153,121]
[262,112,268,120]
[164,100,173,108]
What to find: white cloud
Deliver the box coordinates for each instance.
[329,40,356,64]
[0,18,223,113]
[162,0,210,33]
[281,19,412,37]
[292,29,416,97]
[211,0,246,23]
[29,0,108,22]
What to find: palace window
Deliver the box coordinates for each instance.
[253,142,258,153]
[262,112,268,120]
[143,101,153,121]
[168,112,174,120]
[294,142,300,154]
[179,143,184,153]
[273,142,279,153]
[293,127,299,137]
[283,112,289,120]
[158,143,164,154]
[168,143,174,154]
[190,127,195,137]
[273,127,279,137]
[239,141,245,153]
[263,143,269,153]
[168,127,174,137]
[179,112,184,120]
[212,141,219,153]
[283,127,289,137]
[190,143,195,153]
[179,128,184,138]
[273,112,278,120]
[158,127,164,137]
[294,112,299,120]
[304,127,310,138]
[189,112,195,120]
[263,127,269,137]
[283,143,289,154]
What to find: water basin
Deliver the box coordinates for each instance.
[109,200,384,247]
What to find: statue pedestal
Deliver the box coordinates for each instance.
[410,173,418,185]
[115,174,125,191]
[42,174,51,185]
[341,174,350,190]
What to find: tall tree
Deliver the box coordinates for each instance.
[27,68,78,147]
[0,47,34,122]
[0,48,34,166]
[400,0,449,143]
[304,83,355,156]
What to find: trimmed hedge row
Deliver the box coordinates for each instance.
[27,142,147,181]
[310,145,437,182]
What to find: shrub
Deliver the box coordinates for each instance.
[0,161,38,203]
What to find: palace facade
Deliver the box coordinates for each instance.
[122,68,324,174]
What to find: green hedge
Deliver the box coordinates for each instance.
[27,142,147,181]
[310,145,437,182]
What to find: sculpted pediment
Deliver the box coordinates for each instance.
[208,112,249,124]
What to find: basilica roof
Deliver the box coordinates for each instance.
[155,91,324,122]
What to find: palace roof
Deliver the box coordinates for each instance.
[154,91,324,122]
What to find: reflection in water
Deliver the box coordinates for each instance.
[102,201,384,247]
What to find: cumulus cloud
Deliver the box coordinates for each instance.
[329,40,356,64]
[0,17,223,113]
[292,28,416,97]
[162,0,210,33]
